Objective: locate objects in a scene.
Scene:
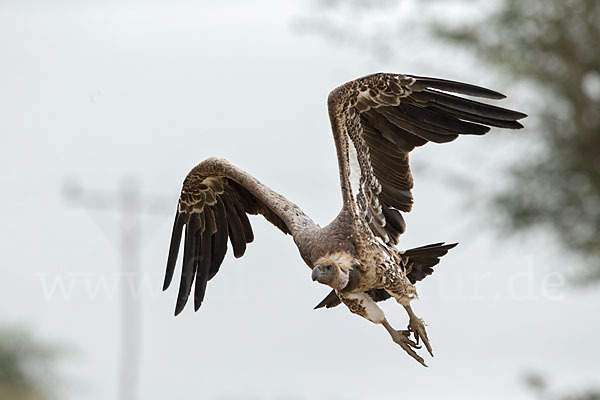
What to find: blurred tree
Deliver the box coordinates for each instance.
[437,0,600,281]
[523,372,600,400]
[565,394,600,400]
[0,327,60,400]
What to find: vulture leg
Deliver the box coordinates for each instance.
[338,292,428,367]
[381,319,427,367]
[403,304,433,357]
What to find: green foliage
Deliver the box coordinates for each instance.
[438,0,600,280]
[0,327,60,400]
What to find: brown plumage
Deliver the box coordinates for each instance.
[163,72,526,366]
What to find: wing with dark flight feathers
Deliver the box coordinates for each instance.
[327,73,526,244]
[163,158,313,315]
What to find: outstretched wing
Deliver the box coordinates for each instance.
[327,73,526,244]
[164,157,313,315]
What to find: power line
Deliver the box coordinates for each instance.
[62,177,172,400]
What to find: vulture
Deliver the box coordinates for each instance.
[163,72,526,366]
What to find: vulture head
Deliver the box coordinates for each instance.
[311,252,360,290]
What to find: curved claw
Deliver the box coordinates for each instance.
[409,317,433,357]
[382,318,429,367]
[398,329,421,349]
[391,330,427,367]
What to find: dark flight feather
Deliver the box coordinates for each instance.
[398,103,490,135]
[368,288,392,302]
[428,104,525,129]
[222,193,247,258]
[376,107,460,143]
[381,203,406,235]
[362,111,426,150]
[208,197,228,281]
[410,90,527,121]
[163,212,185,291]
[410,76,507,99]
[404,242,459,284]
[194,229,212,310]
[231,189,254,243]
[314,290,341,309]
[175,216,201,316]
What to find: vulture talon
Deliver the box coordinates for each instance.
[382,319,427,367]
[405,305,433,357]
[391,330,427,367]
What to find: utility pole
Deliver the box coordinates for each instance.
[62,178,172,400]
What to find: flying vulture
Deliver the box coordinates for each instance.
[163,72,526,366]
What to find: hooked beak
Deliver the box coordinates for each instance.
[311,265,324,282]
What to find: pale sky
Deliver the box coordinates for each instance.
[1,1,598,400]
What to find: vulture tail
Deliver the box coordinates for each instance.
[404,242,458,284]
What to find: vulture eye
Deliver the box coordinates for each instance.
[324,265,333,271]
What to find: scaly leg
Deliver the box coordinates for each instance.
[403,303,433,357]
[381,318,427,367]
[337,292,428,367]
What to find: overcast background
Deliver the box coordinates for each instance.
[1,1,599,399]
